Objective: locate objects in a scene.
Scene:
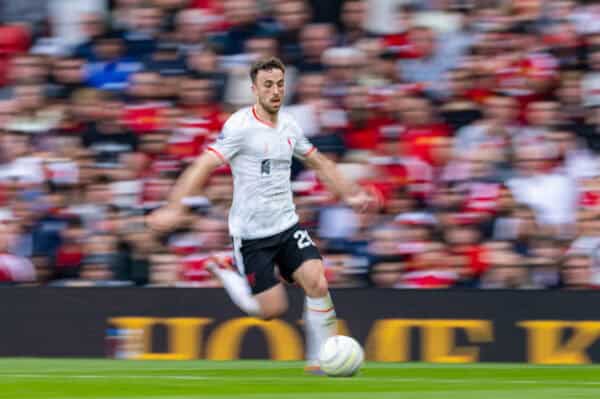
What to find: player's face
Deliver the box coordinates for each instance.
[252,68,284,114]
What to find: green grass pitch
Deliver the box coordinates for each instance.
[1,359,600,399]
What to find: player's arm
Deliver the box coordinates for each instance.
[147,150,224,232]
[148,116,242,232]
[166,150,223,210]
[302,149,356,200]
[302,149,374,213]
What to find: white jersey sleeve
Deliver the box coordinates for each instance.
[207,116,245,162]
[291,120,316,160]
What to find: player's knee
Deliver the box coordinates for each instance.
[315,275,329,297]
[304,274,329,298]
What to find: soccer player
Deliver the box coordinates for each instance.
[147,57,374,372]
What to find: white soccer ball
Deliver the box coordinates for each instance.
[318,335,364,377]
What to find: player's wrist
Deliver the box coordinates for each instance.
[164,201,186,213]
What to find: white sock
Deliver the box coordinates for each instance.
[211,267,261,316]
[304,293,337,365]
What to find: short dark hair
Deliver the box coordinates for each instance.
[249,57,285,83]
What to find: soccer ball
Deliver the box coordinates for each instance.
[318,335,364,377]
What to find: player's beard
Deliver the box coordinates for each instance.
[259,97,281,115]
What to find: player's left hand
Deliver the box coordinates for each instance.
[344,189,378,213]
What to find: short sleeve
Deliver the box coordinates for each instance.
[292,122,316,160]
[206,118,244,163]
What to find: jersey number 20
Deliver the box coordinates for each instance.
[293,230,315,249]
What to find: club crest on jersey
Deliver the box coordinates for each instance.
[261,159,271,176]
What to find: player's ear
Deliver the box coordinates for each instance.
[251,81,257,96]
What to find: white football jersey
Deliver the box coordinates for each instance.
[207,106,315,239]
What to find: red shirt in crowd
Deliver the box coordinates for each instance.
[381,32,421,59]
[168,106,225,162]
[453,244,490,278]
[462,182,503,216]
[344,116,390,150]
[402,123,450,165]
[123,102,171,135]
[179,254,213,283]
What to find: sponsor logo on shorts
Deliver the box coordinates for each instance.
[247,272,256,286]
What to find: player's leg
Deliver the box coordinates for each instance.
[254,282,288,320]
[293,259,337,370]
[276,225,336,371]
[209,260,288,319]
[209,238,288,319]
[207,257,262,316]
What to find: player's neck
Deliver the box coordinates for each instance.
[253,104,278,127]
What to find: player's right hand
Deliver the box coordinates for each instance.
[146,206,185,233]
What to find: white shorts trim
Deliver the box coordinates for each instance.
[232,237,244,275]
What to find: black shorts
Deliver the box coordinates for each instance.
[233,223,322,294]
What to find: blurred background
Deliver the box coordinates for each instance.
[0,0,600,290]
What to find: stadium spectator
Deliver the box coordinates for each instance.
[398,25,467,99]
[185,45,228,102]
[84,31,142,92]
[123,3,163,60]
[297,23,336,72]
[173,8,211,55]
[273,0,311,65]
[73,12,109,60]
[215,0,277,56]
[338,0,368,46]
[0,221,36,284]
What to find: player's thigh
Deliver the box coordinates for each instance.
[275,225,325,297]
[237,242,280,296]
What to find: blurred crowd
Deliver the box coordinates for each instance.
[1,0,600,289]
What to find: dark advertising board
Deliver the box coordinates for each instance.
[2,288,600,364]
